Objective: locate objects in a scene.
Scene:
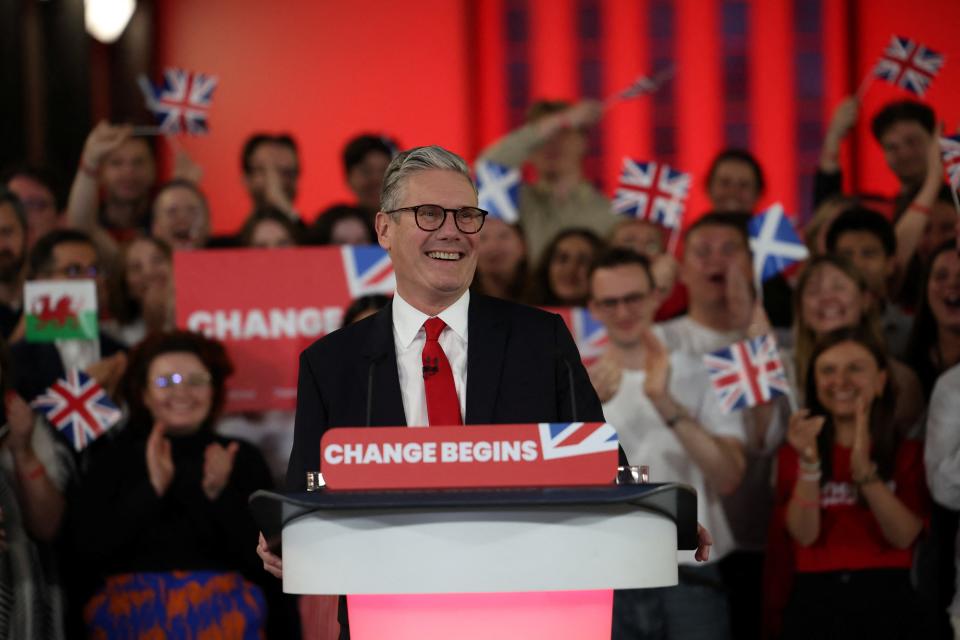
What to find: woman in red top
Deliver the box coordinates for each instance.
[777,327,928,639]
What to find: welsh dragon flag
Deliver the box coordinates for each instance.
[24,280,98,341]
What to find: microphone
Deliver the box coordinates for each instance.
[422,356,439,378]
[366,356,384,427]
[559,355,579,423]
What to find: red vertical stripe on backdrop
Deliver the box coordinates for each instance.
[601,0,649,199]
[675,0,722,223]
[529,0,577,101]
[750,0,797,215]
[475,0,507,154]
[822,0,852,193]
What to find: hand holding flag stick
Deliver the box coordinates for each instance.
[939,128,960,216]
[603,65,675,110]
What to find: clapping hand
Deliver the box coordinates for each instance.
[146,422,174,497]
[640,327,670,400]
[849,397,874,481]
[787,409,825,463]
[202,441,239,501]
[587,353,623,403]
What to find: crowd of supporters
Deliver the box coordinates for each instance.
[0,92,957,639]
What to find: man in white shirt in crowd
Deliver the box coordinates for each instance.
[587,247,746,640]
[657,212,789,640]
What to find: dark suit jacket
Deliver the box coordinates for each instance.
[285,293,605,488]
[285,294,608,638]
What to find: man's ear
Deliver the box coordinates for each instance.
[375,211,391,251]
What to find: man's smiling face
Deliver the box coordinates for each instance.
[375,169,479,313]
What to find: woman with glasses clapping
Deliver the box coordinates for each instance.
[72,330,294,638]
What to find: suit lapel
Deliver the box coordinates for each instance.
[465,295,508,424]
[361,301,407,426]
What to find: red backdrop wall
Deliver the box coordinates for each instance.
[155,0,960,235]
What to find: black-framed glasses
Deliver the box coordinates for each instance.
[592,291,650,313]
[152,372,213,389]
[386,204,488,234]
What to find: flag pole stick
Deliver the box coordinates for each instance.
[130,125,164,136]
[950,185,960,218]
[855,72,873,101]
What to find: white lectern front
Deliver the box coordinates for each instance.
[251,484,697,639]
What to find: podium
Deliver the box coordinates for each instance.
[251,483,697,639]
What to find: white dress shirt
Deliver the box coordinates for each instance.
[392,290,469,426]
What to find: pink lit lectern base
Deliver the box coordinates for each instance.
[347,590,613,640]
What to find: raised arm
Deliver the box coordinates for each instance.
[641,328,745,495]
[894,128,943,279]
[478,100,602,168]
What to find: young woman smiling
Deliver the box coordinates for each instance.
[777,328,927,639]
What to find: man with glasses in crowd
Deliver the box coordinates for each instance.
[10,229,127,408]
[586,247,745,640]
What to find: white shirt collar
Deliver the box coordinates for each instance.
[392,289,470,349]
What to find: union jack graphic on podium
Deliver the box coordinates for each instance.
[941,134,960,190]
[571,307,609,367]
[612,159,690,231]
[748,203,809,284]
[538,422,619,460]
[873,36,944,97]
[31,369,121,451]
[476,160,521,223]
[342,246,396,298]
[704,335,790,414]
[138,68,218,135]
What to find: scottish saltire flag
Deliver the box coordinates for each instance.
[341,245,395,298]
[612,159,690,231]
[748,203,809,283]
[31,370,121,451]
[476,160,521,223]
[941,134,960,190]
[571,307,609,367]
[538,422,619,460]
[24,280,98,342]
[704,335,790,414]
[137,68,218,135]
[873,36,944,97]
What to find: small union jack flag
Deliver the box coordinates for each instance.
[703,335,790,414]
[30,369,121,451]
[138,68,218,135]
[570,307,609,368]
[941,134,960,190]
[873,36,944,97]
[538,422,619,460]
[748,203,809,284]
[341,245,395,298]
[612,159,690,231]
[476,160,521,223]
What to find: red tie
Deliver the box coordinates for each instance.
[422,317,462,426]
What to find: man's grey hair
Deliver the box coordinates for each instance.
[380,145,476,212]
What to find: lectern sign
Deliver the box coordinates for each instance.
[320,423,619,490]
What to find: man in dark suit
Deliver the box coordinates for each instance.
[285,145,604,490]
[260,146,710,636]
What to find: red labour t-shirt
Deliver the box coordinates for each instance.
[776,440,929,573]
